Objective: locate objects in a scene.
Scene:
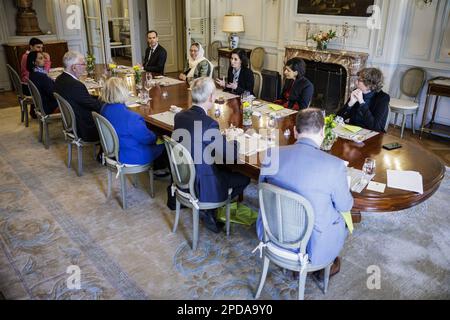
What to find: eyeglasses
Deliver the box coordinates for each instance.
[74,63,87,67]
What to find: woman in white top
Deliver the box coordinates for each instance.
[179,42,212,82]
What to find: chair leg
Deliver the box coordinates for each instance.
[148,168,154,198]
[44,122,50,149]
[77,145,83,176]
[107,169,112,199]
[411,114,416,135]
[67,143,72,168]
[38,121,43,142]
[172,199,180,233]
[24,103,29,128]
[393,113,398,128]
[120,173,127,209]
[226,199,231,238]
[132,174,138,188]
[298,269,308,300]
[19,100,24,123]
[255,256,270,299]
[400,114,406,139]
[323,264,331,294]
[192,208,199,251]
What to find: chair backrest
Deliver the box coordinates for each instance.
[27,79,47,116]
[258,183,315,254]
[92,112,120,161]
[250,47,265,72]
[6,64,25,98]
[400,67,426,100]
[253,70,263,99]
[209,40,222,62]
[53,92,79,139]
[163,135,196,199]
[207,59,215,78]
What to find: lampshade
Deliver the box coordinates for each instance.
[222,14,244,33]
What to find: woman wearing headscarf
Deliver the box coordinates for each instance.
[179,42,212,82]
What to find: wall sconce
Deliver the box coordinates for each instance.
[222,14,245,49]
[416,0,433,9]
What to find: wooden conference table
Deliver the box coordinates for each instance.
[95,68,445,221]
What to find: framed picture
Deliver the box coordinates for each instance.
[297,0,375,17]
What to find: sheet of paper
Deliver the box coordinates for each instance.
[367,181,386,193]
[215,89,239,100]
[347,167,375,193]
[387,170,423,194]
[154,76,185,86]
[343,124,362,133]
[149,111,175,127]
[341,212,354,234]
[268,104,284,111]
[333,125,379,142]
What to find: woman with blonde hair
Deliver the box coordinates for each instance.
[179,42,212,82]
[100,77,165,166]
[337,68,390,132]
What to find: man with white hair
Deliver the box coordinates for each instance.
[54,51,102,142]
[173,77,250,233]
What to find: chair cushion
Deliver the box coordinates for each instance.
[389,98,418,110]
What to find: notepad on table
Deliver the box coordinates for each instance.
[343,124,362,133]
[367,181,386,193]
[268,104,285,111]
[387,170,423,194]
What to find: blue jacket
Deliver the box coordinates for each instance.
[257,138,354,266]
[29,71,58,115]
[101,103,161,165]
[173,106,239,203]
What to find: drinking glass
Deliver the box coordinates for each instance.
[267,112,277,144]
[361,158,376,184]
[144,79,153,101]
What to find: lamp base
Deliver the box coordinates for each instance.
[229,33,239,49]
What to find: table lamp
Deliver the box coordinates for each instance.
[223,14,244,49]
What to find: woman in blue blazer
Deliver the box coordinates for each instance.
[100,77,165,166]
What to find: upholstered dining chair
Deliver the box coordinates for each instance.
[208,40,222,78]
[27,79,62,149]
[54,93,99,176]
[250,47,265,72]
[389,67,426,138]
[254,183,333,300]
[253,70,263,99]
[92,112,155,209]
[163,135,233,251]
[6,64,34,127]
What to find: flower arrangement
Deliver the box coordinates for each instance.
[133,64,144,86]
[310,29,337,50]
[321,114,338,151]
[86,53,95,75]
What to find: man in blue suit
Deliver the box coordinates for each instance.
[257,108,353,275]
[173,77,250,233]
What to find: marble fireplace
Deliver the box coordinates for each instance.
[285,46,369,113]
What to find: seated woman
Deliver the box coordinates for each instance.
[337,68,390,132]
[27,51,59,115]
[275,58,314,110]
[215,48,254,96]
[179,42,211,82]
[100,77,165,166]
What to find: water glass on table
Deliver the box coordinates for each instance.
[361,158,376,185]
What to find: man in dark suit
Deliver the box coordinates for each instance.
[173,77,250,233]
[143,30,167,75]
[54,51,102,142]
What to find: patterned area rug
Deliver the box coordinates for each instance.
[0,106,449,300]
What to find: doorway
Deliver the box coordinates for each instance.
[82,0,140,66]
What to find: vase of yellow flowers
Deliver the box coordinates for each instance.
[133,65,143,87]
[310,30,337,51]
[86,53,95,76]
[321,113,338,151]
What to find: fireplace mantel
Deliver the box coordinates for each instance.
[285,45,369,104]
